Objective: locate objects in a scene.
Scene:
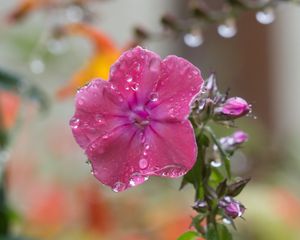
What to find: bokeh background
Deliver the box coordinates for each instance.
[0,0,300,239]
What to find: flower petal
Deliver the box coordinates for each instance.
[143,121,197,177]
[109,46,162,106]
[86,120,196,192]
[86,125,148,192]
[148,56,203,121]
[70,79,130,149]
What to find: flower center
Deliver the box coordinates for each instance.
[131,108,150,128]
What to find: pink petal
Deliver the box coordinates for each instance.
[86,125,148,192]
[85,120,197,192]
[148,56,204,121]
[143,120,197,177]
[109,46,162,106]
[70,79,130,149]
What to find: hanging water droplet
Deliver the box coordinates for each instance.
[149,92,159,102]
[256,8,275,25]
[223,218,231,225]
[129,173,148,186]
[85,159,91,165]
[149,58,160,72]
[65,5,84,23]
[29,59,45,74]
[211,160,222,167]
[112,182,126,192]
[139,158,148,169]
[218,20,237,38]
[184,30,203,48]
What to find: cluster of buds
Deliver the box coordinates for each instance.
[191,74,251,125]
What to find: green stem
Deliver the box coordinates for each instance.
[204,126,232,180]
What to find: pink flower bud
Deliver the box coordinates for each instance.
[219,97,250,119]
[219,196,245,219]
[219,131,248,152]
[232,131,248,144]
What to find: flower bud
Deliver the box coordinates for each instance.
[215,97,250,120]
[219,196,245,219]
[192,200,208,213]
[219,131,248,152]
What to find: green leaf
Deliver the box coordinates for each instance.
[177,231,199,240]
[227,178,251,197]
[206,224,232,240]
[216,179,227,198]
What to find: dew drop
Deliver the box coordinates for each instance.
[211,160,222,168]
[149,58,161,72]
[102,134,109,140]
[95,114,104,124]
[218,20,237,38]
[131,83,139,91]
[129,173,148,186]
[223,218,231,225]
[149,92,159,102]
[29,59,45,74]
[256,8,275,25]
[78,98,84,105]
[184,31,203,47]
[139,158,148,169]
[70,117,80,129]
[85,159,91,165]
[126,76,133,83]
[112,182,126,192]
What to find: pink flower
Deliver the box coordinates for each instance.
[70,46,204,192]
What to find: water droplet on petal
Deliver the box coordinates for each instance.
[126,76,133,83]
[95,114,104,124]
[70,117,80,129]
[102,134,109,140]
[149,92,159,102]
[139,158,149,169]
[218,20,237,38]
[184,31,203,47]
[149,58,161,72]
[129,173,148,186]
[78,98,84,105]
[131,83,139,91]
[256,8,275,25]
[30,59,45,74]
[112,182,126,192]
[211,160,222,167]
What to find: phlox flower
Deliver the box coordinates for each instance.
[70,46,203,191]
